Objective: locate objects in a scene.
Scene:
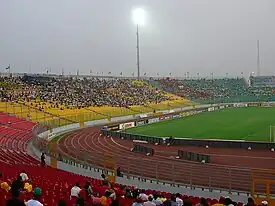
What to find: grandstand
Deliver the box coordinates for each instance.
[1,74,275,205]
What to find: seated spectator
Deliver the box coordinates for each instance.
[261,200,268,206]
[175,193,183,206]
[132,197,144,206]
[101,190,112,206]
[19,170,29,182]
[139,189,148,201]
[1,182,10,193]
[152,194,162,206]
[144,195,156,206]
[163,195,177,206]
[98,179,110,197]
[6,189,25,206]
[196,197,209,206]
[244,197,254,206]
[26,187,43,206]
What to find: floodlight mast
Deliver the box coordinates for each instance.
[132,8,145,80]
[136,24,140,80]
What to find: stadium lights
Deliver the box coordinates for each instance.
[132,8,146,80]
[132,8,146,26]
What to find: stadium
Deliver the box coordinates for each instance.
[1,74,275,206]
[1,2,275,206]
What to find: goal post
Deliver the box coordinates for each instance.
[269,126,275,143]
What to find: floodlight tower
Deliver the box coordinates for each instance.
[132,8,145,80]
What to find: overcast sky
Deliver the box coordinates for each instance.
[1,0,275,78]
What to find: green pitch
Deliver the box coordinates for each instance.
[126,107,275,142]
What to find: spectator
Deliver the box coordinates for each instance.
[116,167,122,177]
[6,189,25,206]
[152,194,162,206]
[101,190,112,206]
[26,187,43,206]
[24,179,33,193]
[261,200,268,206]
[139,189,148,201]
[10,176,23,195]
[70,182,81,199]
[244,197,254,206]
[19,170,29,182]
[83,181,93,198]
[175,193,183,206]
[40,153,46,167]
[144,195,156,206]
[132,197,143,206]
[196,197,209,206]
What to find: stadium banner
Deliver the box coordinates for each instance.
[119,122,135,130]
[233,103,248,108]
[172,114,180,119]
[164,114,172,120]
[159,116,165,121]
[248,102,262,107]
[219,105,225,109]
[134,114,148,118]
[178,150,210,163]
[261,102,275,107]
[136,120,145,126]
[148,117,159,124]
[107,124,119,131]
[208,107,214,112]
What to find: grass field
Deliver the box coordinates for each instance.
[126,107,275,142]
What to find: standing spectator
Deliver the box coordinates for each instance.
[6,189,25,206]
[152,194,162,206]
[20,170,29,182]
[10,176,23,195]
[101,190,112,206]
[26,187,43,206]
[70,182,81,199]
[40,153,46,167]
[116,167,122,177]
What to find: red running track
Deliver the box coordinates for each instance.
[57,127,275,192]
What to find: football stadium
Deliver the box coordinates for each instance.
[1,2,275,206]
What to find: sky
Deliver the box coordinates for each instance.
[0,0,275,78]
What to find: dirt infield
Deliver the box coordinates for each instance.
[56,126,275,192]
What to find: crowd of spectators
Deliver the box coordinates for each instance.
[0,76,171,109]
[1,169,268,206]
[154,78,275,101]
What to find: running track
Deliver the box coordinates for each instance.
[57,127,275,192]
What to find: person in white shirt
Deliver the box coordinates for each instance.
[144,195,156,206]
[26,187,43,206]
[20,170,29,181]
[70,182,81,198]
[176,193,183,206]
[139,189,148,201]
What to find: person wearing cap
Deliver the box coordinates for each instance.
[26,187,43,206]
[261,200,268,206]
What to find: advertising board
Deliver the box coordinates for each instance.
[136,120,145,126]
[119,122,135,130]
[172,114,180,119]
[233,103,248,108]
[208,107,214,112]
[108,125,119,131]
[148,117,159,124]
